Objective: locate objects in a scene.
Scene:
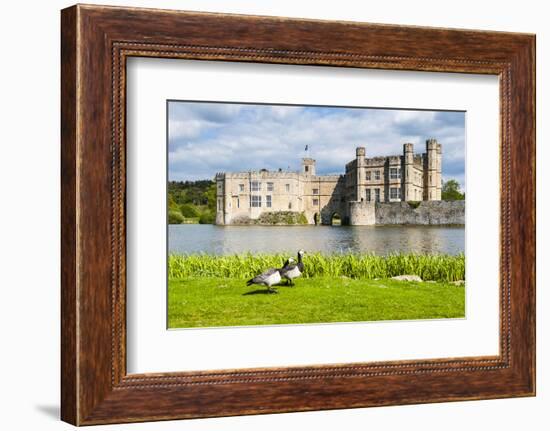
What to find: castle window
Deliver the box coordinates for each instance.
[251,181,261,192]
[313,198,319,206]
[237,198,240,208]
[267,182,274,192]
[366,171,371,181]
[366,189,371,202]
[312,188,319,195]
[390,187,400,200]
[239,184,245,192]
[285,183,290,192]
[288,202,292,209]
[374,170,381,180]
[375,188,381,202]
[305,166,309,172]
[390,168,400,180]
[217,199,222,210]
[266,195,272,208]
[250,195,261,207]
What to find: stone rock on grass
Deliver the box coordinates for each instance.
[391,275,423,282]
[450,280,465,286]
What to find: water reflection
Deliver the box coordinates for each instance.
[168,225,464,255]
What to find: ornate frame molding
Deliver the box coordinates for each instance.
[61,5,535,425]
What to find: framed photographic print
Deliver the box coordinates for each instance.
[61,4,535,425]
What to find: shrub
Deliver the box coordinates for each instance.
[168,210,184,224]
[199,211,215,224]
[297,212,309,224]
[257,211,309,225]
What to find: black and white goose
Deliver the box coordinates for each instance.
[281,249,305,286]
[246,266,282,294]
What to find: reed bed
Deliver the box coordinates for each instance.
[168,253,465,282]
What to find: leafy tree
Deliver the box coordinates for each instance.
[204,183,217,212]
[168,180,215,205]
[168,194,180,211]
[180,203,200,218]
[442,179,465,201]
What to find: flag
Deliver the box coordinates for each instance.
[305,145,308,151]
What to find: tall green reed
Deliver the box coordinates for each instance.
[168,253,465,282]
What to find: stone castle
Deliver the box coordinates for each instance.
[215,139,444,226]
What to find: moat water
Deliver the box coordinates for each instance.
[168,224,465,255]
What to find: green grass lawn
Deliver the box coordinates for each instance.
[168,276,465,328]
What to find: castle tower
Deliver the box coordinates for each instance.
[426,138,439,201]
[356,146,366,201]
[403,143,414,201]
[436,142,442,200]
[215,173,226,225]
[301,158,316,176]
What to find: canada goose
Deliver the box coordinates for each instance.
[282,257,295,269]
[281,249,305,286]
[246,267,282,293]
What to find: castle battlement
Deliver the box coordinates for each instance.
[216,170,302,179]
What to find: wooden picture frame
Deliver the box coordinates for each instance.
[61,4,535,425]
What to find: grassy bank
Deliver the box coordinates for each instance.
[168,276,465,328]
[169,252,465,282]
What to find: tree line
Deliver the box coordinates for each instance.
[168,180,216,224]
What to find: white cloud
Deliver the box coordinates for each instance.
[168,102,465,189]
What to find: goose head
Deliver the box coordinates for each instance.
[284,257,296,266]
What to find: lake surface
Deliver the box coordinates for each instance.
[168,224,465,255]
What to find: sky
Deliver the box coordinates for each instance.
[168,101,466,190]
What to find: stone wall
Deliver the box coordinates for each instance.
[375,200,465,225]
[348,201,376,225]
